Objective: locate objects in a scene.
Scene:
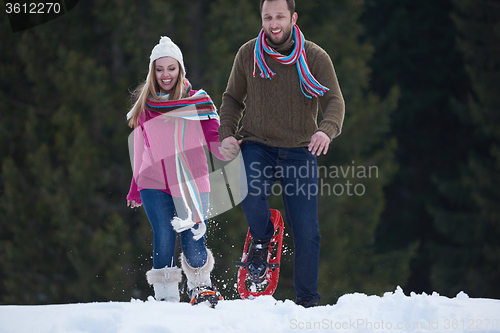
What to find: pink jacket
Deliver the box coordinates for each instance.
[126,91,224,204]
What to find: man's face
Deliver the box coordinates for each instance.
[261,0,297,45]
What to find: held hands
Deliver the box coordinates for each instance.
[308,131,331,156]
[219,136,241,160]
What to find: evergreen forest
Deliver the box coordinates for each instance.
[1,0,499,305]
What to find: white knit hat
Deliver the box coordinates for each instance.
[149,36,186,75]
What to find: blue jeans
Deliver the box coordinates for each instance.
[240,141,321,303]
[140,189,209,269]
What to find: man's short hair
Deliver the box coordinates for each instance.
[260,0,296,16]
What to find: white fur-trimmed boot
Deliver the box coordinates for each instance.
[146,266,182,302]
[181,249,222,307]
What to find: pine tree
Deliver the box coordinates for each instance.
[361,0,472,295]
[0,0,154,304]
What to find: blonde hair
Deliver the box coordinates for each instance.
[128,59,188,128]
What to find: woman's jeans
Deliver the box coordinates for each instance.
[241,141,321,303]
[140,189,209,269]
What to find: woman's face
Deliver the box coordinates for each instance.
[155,57,180,93]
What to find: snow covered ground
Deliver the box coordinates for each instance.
[1,287,499,333]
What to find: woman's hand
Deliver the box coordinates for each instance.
[127,200,142,208]
[219,136,241,160]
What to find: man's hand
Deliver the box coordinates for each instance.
[308,131,331,156]
[219,136,241,160]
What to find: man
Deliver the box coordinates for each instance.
[219,0,344,307]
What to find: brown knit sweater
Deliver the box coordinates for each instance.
[219,33,345,148]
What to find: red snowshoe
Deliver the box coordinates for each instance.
[236,209,284,299]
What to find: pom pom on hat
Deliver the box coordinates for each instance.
[149,36,186,75]
[159,36,172,44]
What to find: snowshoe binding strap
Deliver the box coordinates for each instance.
[189,285,223,308]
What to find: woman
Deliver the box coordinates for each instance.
[126,36,224,307]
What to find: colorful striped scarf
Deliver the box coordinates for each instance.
[147,88,219,240]
[253,25,329,99]
[146,83,218,118]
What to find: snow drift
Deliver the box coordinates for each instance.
[1,287,499,333]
